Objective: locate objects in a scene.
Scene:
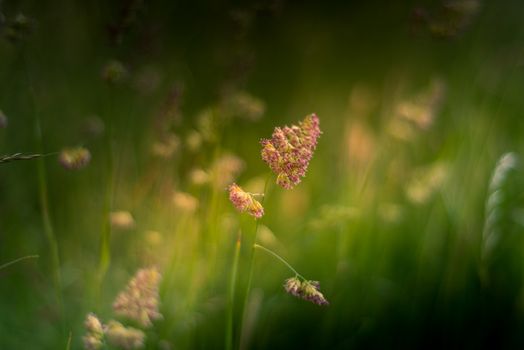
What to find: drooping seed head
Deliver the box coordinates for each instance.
[283,277,329,306]
[301,280,329,306]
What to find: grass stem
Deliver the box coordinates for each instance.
[253,244,305,280]
[23,52,64,321]
[96,87,116,290]
[0,255,39,271]
[226,231,242,350]
[238,173,271,348]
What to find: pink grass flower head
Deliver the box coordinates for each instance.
[228,183,264,219]
[113,267,162,328]
[261,113,321,189]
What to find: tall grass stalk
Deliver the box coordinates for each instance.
[204,142,224,281]
[65,331,72,350]
[226,231,242,350]
[23,53,64,319]
[238,173,271,348]
[96,88,116,292]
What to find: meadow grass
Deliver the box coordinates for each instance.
[1,1,524,349]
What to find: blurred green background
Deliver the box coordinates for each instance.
[1,0,524,349]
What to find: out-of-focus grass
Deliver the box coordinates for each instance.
[1,0,524,349]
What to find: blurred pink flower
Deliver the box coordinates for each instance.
[113,267,162,328]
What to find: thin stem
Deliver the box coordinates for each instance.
[23,52,64,317]
[0,255,39,271]
[0,151,59,164]
[226,231,242,350]
[253,244,305,280]
[239,173,271,349]
[96,86,116,290]
[65,331,72,350]
[0,153,40,163]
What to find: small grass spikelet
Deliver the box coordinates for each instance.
[58,147,91,170]
[0,109,7,128]
[113,267,163,328]
[83,313,104,350]
[261,113,321,189]
[301,280,329,306]
[102,60,128,84]
[228,183,264,219]
[105,320,145,350]
[482,152,521,261]
[283,276,302,297]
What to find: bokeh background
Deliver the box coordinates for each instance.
[1,0,524,349]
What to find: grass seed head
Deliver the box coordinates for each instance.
[228,183,264,219]
[261,114,321,189]
[283,277,329,306]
